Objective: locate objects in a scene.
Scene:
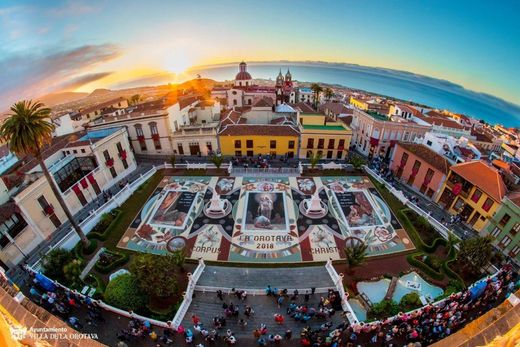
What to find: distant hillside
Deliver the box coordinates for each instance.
[88,89,112,98]
[39,92,89,107]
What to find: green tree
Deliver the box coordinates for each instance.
[210,153,224,169]
[310,83,323,109]
[104,273,147,311]
[457,235,493,274]
[129,94,141,105]
[309,151,323,169]
[171,249,186,272]
[344,240,368,269]
[349,155,365,170]
[0,101,90,247]
[42,248,75,284]
[324,87,334,100]
[369,299,400,319]
[63,259,84,289]
[130,253,178,299]
[399,292,422,311]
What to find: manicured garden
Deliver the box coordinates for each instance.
[41,170,193,320]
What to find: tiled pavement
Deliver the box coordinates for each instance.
[196,265,335,290]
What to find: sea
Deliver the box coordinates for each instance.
[188,62,520,127]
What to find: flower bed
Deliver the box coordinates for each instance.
[94,249,129,274]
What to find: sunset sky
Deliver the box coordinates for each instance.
[1,0,519,110]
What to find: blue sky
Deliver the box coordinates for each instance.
[0,0,519,112]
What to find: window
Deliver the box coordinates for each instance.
[499,235,512,248]
[499,214,511,227]
[234,140,241,149]
[490,226,502,238]
[288,141,295,149]
[235,150,242,156]
[328,139,335,149]
[471,189,482,203]
[327,150,333,159]
[307,138,314,148]
[135,124,144,137]
[512,222,520,235]
[177,144,184,155]
[338,139,345,149]
[81,149,86,153]
[246,140,253,148]
[270,140,276,149]
[149,122,161,150]
[317,139,324,149]
[0,214,27,249]
[510,245,520,257]
[233,99,237,106]
[206,142,213,153]
[482,198,494,212]
[73,149,77,154]
[53,156,97,192]
[426,140,432,146]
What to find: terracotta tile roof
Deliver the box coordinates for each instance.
[397,143,449,174]
[17,131,86,173]
[415,114,466,130]
[253,97,274,107]
[178,96,199,110]
[78,97,125,116]
[219,124,300,137]
[508,191,520,207]
[220,110,244,126]
[338,115,353,126]
[288,102,315,114]
[397,103,422,117]
[450,160,507,202]
[492,159,510,171]
[319,102,352,115]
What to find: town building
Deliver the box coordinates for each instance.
[412,111,472,138]
[481,192,520,263]
[298,113,352,160]
[71,97,128,123]
[0,127,136,268]
[390,143,449,200]
[88,96,221,157]
[218,124,300,158]
[420,132,481,164]
[349,108,430,158]
[436,160,507,232]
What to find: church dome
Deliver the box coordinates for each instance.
[235,71,252,80]
[235,61,252,80]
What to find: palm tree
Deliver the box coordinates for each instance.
[310,83,323,109]
[324,88,334,100]
[309,151,323,169]
[344,238,368,270]
[0,100,90,247]
[349,155,365,170]
[210,153,224,169]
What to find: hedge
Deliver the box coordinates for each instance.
[87,210,122,241]
[104,273,147,311]
[94,250,129,274]
[74,239,98,260]
[406,253,444,281]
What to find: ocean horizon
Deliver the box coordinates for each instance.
[188,62,520,127]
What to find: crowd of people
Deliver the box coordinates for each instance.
[20,262,519,347]
[231,153,293,169]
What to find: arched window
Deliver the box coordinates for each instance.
[148,122,161,150]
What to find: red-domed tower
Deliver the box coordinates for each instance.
[234,61,252,88]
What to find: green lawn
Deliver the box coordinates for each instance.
[103,171,164,251]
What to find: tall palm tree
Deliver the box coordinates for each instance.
[310,83,323,110]
[324,88,334,100]
[0,100,90,247]
[309,151,323,169]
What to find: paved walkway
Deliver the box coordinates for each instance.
[182,292,346,338]
[197,265,334,290]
